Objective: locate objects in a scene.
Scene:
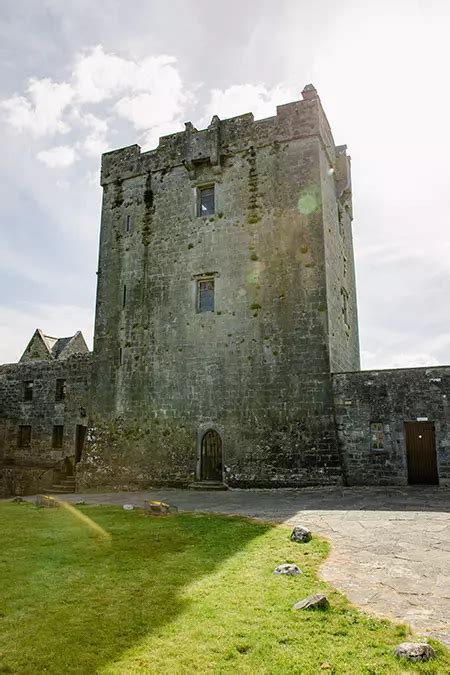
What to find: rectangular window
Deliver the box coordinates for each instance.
[17,425,31,448]
[55,378,66,402]
[125,214,132,232]
[122,284,127,308]
[370,422,385,450]
[23,381,33,402]
[197,186,215,217]
[52,425,64,449]
[197,278,215,313]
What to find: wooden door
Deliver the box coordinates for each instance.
[75,425,87,464]
[405,422,438,484]
[200,430,223,481]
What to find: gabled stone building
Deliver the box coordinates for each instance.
[1,84,449,495]
[0,331,91,495]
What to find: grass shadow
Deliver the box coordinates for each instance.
[0,503,271,673]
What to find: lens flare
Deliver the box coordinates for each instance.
[49,496,111,540]
[298,188,320,215]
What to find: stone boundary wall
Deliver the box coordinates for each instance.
[333,366,450,486]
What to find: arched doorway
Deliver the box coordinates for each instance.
[200,429,223,482]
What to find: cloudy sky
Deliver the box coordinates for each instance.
[1,0,449,369]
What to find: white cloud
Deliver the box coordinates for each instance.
[0,78,74,137]
[201,83,296,126]
[72,45,134,103]
[0,45,190,160]
[37,145,78,168]
[72,45,184,106]
[116,91,179,130]
[80,113,109,156]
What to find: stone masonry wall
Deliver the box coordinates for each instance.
[321,144,360,372]
[333,366,450,486]
[0,353,91,495]
[90,92,355,487]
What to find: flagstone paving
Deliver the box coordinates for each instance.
[26,486,450,645]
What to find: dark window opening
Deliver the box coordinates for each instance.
[23,381,33,402]
[197,186,215,217]
[197,278,215,313]
[125,214,132,232]
[123,284,127,308]
[52,425,64,449]
[370,422,385,450]
[55,378,66,402]
[17,425,31,448]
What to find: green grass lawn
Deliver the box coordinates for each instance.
[0,502,448,674]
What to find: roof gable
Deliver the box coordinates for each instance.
[19,329,89,363]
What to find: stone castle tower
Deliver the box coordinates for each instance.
[91,84,359,487]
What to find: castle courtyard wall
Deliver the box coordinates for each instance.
[333,366,450,487]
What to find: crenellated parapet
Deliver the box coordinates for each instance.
[100,84,340,186]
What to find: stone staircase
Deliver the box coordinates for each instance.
[46,476,76,494]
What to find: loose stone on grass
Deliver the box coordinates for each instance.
[394,643,436,662]
[143,500,175,516]
[293,593,329,610]
[274,563,302,575]
[35,495,59,508]
[290,526,312,543]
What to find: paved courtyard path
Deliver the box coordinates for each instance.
[35,486,450,645]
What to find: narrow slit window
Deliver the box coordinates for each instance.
[342,288,349,327]
[123,284,127,308]
[197,278,215,313]
[17,425,31,448]
[23,381,33,402]
[370,422,385,450]
[52,425,64,449]
[119,347,123,365]
[55,378,66,402]
[197,186,215,217]
[125,214,132,232]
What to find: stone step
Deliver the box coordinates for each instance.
[47,486,76,494]
[188,481,228,491]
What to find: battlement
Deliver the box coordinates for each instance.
[100,84,338,185]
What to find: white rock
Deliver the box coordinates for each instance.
[394,643,436,662]
[274,563,302,575]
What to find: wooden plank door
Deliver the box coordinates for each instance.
[405,421,438,485]
[75,425,87,464]
[200,430,223,481]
